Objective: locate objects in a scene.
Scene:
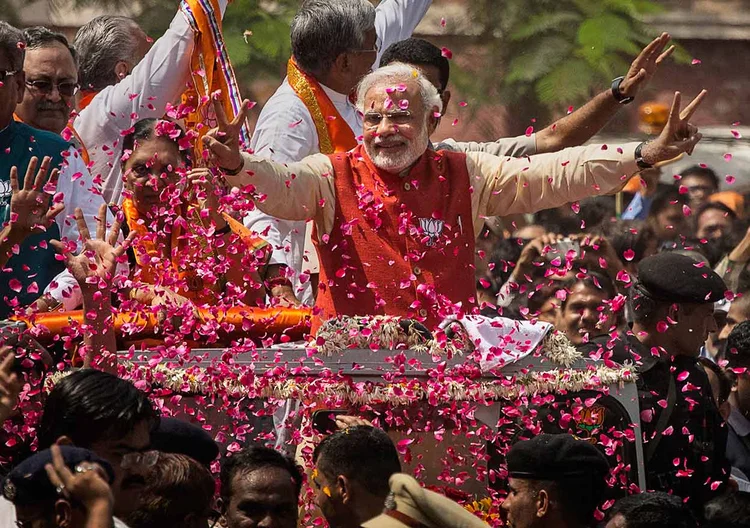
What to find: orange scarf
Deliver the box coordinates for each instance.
[122,198,270,304]
[77,91,97,112]
[287,57,358,154]
[180,0,250,158]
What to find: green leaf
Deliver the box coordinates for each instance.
[536,58,596,105]
[505,36,574,83]
[510,12,581,41]
[577,13,637,54]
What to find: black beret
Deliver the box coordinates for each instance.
[507,434,609,481]
[636,252,726,304]
[3,446,114,506]
[151,417,219,466]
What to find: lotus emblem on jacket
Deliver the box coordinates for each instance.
[419,218,445,247]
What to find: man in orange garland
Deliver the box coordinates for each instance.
[206,63,705,332]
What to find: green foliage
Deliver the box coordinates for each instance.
[460,0,670,117]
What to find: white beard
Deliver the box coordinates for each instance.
[366,128,429,173]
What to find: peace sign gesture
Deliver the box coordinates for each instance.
[641,90,707,166]
[8,156,64,240]
[202,98,252,180]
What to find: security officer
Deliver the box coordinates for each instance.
[3,445,114,528]
[629,252,730,508]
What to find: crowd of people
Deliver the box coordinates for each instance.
[2,0,750,526]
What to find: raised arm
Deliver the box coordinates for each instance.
[474,91,705,219]
[374,0,433,65]
[203,100,335,223]
[0,157,63,268]
[534,33,675,154]
[51,205,133,373]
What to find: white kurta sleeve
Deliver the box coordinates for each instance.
[75,1,229,203]
[437,134,538,158]
[374,0,433,64]
[54,147,105,246]
[467,142,641,235]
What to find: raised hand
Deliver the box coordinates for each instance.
[8,156,64,240]
[619,33,675,99]
[202,98,251,176]
[641,90,706,166]
[50,204,133,293]
[44,445,114,515]
[0,347,20,423]
[187,167,221,210]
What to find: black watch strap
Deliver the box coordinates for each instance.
[635,142,653,170]
[611,76,634,105]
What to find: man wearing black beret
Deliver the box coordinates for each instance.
[628,252,730,508]
[501,434,610,528]
[3,444,115,528]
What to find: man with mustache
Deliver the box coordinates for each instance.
[206,63,704,331]
[13,26,107,313]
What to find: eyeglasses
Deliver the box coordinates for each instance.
[25,79,79,97]
[121,450,159,469]
[350,43,379,55]
[363,110,413,129]
[0,70,17,83]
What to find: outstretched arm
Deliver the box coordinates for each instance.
[51,205,133,373]
[535,33,675,154]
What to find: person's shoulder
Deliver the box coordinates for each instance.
[14,122,71,151]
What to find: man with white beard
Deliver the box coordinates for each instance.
[205,63,705,332]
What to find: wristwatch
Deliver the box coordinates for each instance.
[635,141,653,170]
[611,76,634,105]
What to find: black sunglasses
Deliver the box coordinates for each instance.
[25,79,79,97]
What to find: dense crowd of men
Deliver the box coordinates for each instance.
[1,0,750,526]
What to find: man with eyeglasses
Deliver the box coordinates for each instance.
[206,63,706,333]
[10,26,109,315]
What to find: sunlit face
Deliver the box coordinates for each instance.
[225,467,298,528]
[696,208,734,240]
[556,282,614,345]
[362,79,433,173]
[502,478,543,528]
[16,43,77,133]
[123,135,186,215]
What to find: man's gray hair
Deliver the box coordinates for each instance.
[291,0,376,77]
[356,62,443,115]
[0,21,25,71]
[74,15,142,92]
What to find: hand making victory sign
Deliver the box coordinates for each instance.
[202,97,252,182]
[640,90,707,165]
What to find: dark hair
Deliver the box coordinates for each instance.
[125,453,215,528]
[121,118,192,167]
[680,165,720,190]
[0,21,25,71]
[559,271,616,309]
[379,38,450,92]
[313,425,400,497]
[649,187,688,218]
[696,201,737,224]
[596,220,656,266]
[526,280,564,316]
[725,320,750,370]
[698,357,732,405]
[531,477,606,526]
[577,196,616,232]
[608,491,698,528]
[23,27,77,63]
[630,285,662,325]
[703,490,750,528]
[38,370,158,449]
[220,445,303,502]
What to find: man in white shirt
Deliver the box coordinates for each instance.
[71,0,229,205]
[244,0,433,306]
[13,27,108,311]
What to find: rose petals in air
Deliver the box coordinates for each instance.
[623,249,635,262]
[732,130,742,139]
[26,282,38,294]
[441,47,453,59]
[525,126,534,137]
[8,279,22,293]
[691,58,702,65]
[683,204,692,216]
[724,153,733,162]
[397,438,414,454]
[726,175,736,184]
[656,321,669,333]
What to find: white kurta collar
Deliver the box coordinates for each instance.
[320,83,351,106]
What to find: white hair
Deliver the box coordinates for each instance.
[356,62,443,116]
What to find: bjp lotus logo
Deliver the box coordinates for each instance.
[419,218,444,247]
[0,180,10,208]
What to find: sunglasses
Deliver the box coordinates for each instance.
[25,79,79,97]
